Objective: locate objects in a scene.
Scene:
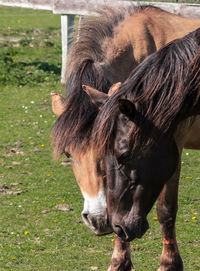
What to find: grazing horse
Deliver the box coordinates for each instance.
[51,5,200,270]
[87,28,200,271]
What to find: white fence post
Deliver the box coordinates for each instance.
[61,14,75,84]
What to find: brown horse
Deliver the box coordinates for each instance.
[51,5,200,271]
[87,28,200,271]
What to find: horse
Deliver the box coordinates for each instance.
[51,5,200,270]
[85,28,200,271]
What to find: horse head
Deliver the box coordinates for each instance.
[105,99,180,241]
[85,88,180,241]
[50,84,121,236]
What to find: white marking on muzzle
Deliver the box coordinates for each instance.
[82,189,107,216]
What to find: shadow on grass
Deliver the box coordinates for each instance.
[20,61,61,75]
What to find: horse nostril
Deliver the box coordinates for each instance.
[82,212,88,220]
[113,224,128,241]
[82,212,90,226]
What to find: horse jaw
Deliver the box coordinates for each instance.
[51,93,66,117]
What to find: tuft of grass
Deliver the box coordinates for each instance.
[0,47,61,86]
[0,6,199,271]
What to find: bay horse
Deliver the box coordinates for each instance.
[51,5,200,270]
[86,28,200,271]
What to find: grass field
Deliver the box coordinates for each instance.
[0,6,199,271]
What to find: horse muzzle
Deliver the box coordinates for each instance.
[112,215,149,241]
[81,211,113,235]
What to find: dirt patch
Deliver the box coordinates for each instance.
[0,35,21,42]
[0,184,24,195]
[55,203,71,212]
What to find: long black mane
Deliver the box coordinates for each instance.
[93,28,200,154]
[52,5,152,157]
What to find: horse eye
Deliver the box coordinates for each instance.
[118,151,130,163]
[65,152,71,158]
[129,182,136,191]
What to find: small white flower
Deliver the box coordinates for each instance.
[30,101,35,104]
[186,152,189,156]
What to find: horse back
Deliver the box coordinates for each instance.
[102,7,200,82]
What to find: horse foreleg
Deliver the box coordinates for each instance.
[156,164,183,271]
[107,234,133,271]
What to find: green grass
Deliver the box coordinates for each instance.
[0,6,199,271]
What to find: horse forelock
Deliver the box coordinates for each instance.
[52,90,99,158]
[93,28,200,156]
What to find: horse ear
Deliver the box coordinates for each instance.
[118,99,135,121]
[108,82,121,96]
[51,93,66,117]
[82,85,108,107]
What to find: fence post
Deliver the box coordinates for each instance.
[61,14,75,84]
